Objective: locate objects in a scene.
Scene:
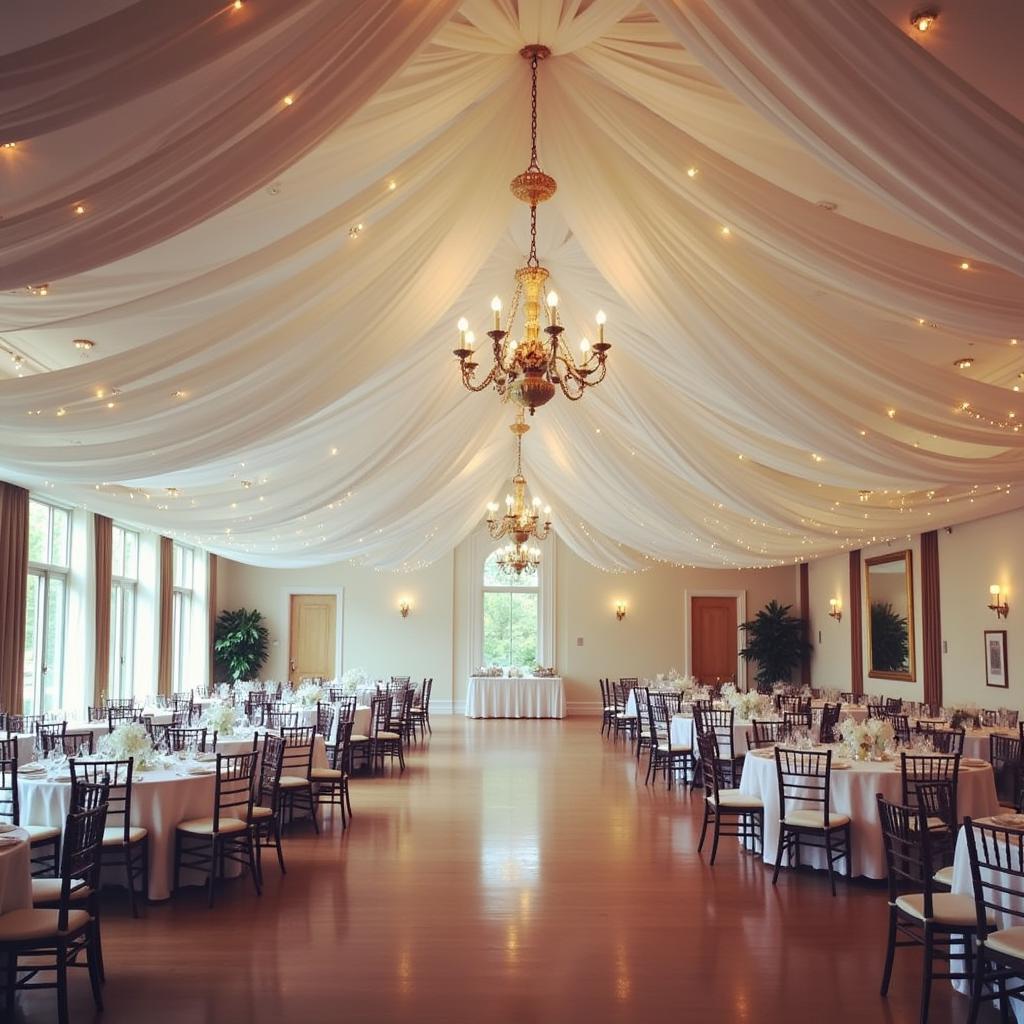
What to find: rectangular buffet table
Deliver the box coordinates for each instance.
[465,677,565,719]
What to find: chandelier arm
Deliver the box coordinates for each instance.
[460,363,500,393]
[558,374,586,401]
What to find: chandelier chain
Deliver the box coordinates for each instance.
[526,53,540,268]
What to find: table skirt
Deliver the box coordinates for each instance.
[465,677,565,719]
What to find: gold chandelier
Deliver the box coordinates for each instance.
[487,411,551,545]
[453,44,611,415]
[496,541,541,578]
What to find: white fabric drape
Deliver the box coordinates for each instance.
[1,0,1023,571]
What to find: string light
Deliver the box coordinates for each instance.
[959,261,970,270]
[686,167,698,178]
[73,203,85,215]
[282,95,294,107]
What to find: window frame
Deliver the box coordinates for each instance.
[171,542,195,692]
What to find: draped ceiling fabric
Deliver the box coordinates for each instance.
[0,0,1022,574]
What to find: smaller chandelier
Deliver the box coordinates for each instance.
[496,541,541,578]
[487,412,551,545]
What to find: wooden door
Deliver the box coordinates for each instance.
[690,596,738,684]
[288,594,336,685]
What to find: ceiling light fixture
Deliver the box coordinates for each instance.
[910,8,938,31]
[953,357,974,369]
[453,45,611,415]
[73,338,95,352]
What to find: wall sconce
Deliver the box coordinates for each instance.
[615,601,627,622]
[828,598,843,622]
[399,599,411,619]
[989,585,1009,619]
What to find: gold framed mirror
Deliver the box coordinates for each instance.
[865,550,915,681]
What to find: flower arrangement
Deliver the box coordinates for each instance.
[97,722,160,769]
[201,702,241,737]
[532,666,557,678]
[340,667,369,691]
[472,666,505,677]
[839,716,895,761]
[720,682,738,701]
[948,704,981,730]
[296,682,325,707]
[729,690,768,721]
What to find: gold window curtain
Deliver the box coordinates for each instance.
[0,483,29,714]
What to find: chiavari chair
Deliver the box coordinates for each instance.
[840,691,856,704]
[929,728,965,756]
[867,703,886,720]
[7,714,47,736]
[278,726,319,830]
[37,721,67,748]
[41,731,95,758]
[161,726,212,753]
[104,698,136,710]
[327,686,348,702]
[876,795,983,1024]
[989,733,1023,809]
[170,695,194,724]
[772,747,851,896]
[885,697,904,713]
[106,706,146,731]
[409,679,433,739]
[250,734,286,884]
[818,702,842,744]
[244,692,272,721]
[70,757,148,918]
[350,696,386,773]
[313,720,354,829]
[377,694,407,774]
[611,682,635,743]
[390,676,411,687]
[633,686,652,762]
[962,819,1024,1023]
[173,749,260,907]
[696,732,763,864]
[599,679,614,736]
[747,719,787,750]
[783,710,812,736]
[2,796,109,1024]
[695,707,741,787]
[779,697,811,717]
[644,695,694,790]
[887,712,912,746]
[86,706,107,723]
[263,706,300,731]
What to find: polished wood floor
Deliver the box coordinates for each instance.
[18,717,994,1023]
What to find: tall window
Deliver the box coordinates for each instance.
[171,543,195,691]
[24,499,71,714]
[482,551,539,669]
[109,525,139,700]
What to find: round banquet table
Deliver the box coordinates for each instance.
[19,767,233,901]
[214,730,330,769]
[810,701,868,723]
[670,714,749,757]
[739,748,1001,879]
[0,827,32,913]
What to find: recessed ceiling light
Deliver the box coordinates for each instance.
[73,338,95,351]
[953,357,974,369]
[27,283,48,296]
[816,200,838,212]
[910,8,938,32]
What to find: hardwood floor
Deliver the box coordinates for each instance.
[18,717,992,1023]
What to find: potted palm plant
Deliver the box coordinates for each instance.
[739,600,810,692]
[213,608,270,682]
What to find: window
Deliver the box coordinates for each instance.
[24,499,71,714]
[481,551,539,669]
[171,543,195,692]
[109,525,139,700]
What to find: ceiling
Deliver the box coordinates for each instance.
[1,0,1022,571]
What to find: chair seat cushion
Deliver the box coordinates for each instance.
[102,825,148,846]
[279,775,310,789]
[249,806,274,820]
[23,824,60,843]
[0,908,91,941]
[310,767,343,780]
[349,734,370,743]
[709,789,764,809]
[983,926,1024,958]
[896,892,990,927]
[177,816,248,835]
[932,865,955,888]
[376,731,402,740]
[31,878,91,904]
[783,810,851,830]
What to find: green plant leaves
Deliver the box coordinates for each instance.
[213,607,269,682]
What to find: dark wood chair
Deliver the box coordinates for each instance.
[42,731,95,757]
[612,682,636,743]
[70,757,148,918]
[962,818,1024,1024]
[989,733,1023,808]
[885,697,904,713]
[633,686,652,762]
[929,728,965,756]
[313,720,354,828]
[877,795,981,1024]
[408,679,433,739]
[695,707,741,786]
[818,702,842,744]
[250,734,286,884]
[278,726,319,830]
[747,719,787,750]
[772,747,851,896]
[173,750,260,907]
[263,706,299,731]
[696,732,762,864]
[1,797,108,1024]
[160,726,212,753]
[644,696,694,790]
[887,713,912,745]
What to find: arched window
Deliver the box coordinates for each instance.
[481,551,539,669]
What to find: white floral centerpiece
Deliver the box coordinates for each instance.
[97,722,161,769]
[949,704,981,730]
[471,666,504,677]
[201,702,241,737]
[729,690,768,722]
[507,666,523,678]
[720,682,738,701]
[340,667,369,693]
[233,680,256,701]
[840,716,895,761]
[296,682,325,707]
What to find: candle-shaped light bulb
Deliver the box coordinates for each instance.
[546,290,558,308]
[596,309,606,343]
[543,505,551,516]
[490,295,502,330]
[457,316,469,332]
[532,496,541,507]
[465,330,476,350]
[506,494,513,508]
[580,338,591,354]
[991,584,1001,597]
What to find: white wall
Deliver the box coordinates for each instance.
[807,503,1024,709]
[221,534,798,715]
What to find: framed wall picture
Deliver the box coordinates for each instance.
[984,630,1009,688]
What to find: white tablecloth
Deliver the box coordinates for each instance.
[740,748,1001,879]
[951,822,1024,1020]
[670,715,748,757]
[0,828,31,913]
[464,677,565,719]
[20,767,234,901]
